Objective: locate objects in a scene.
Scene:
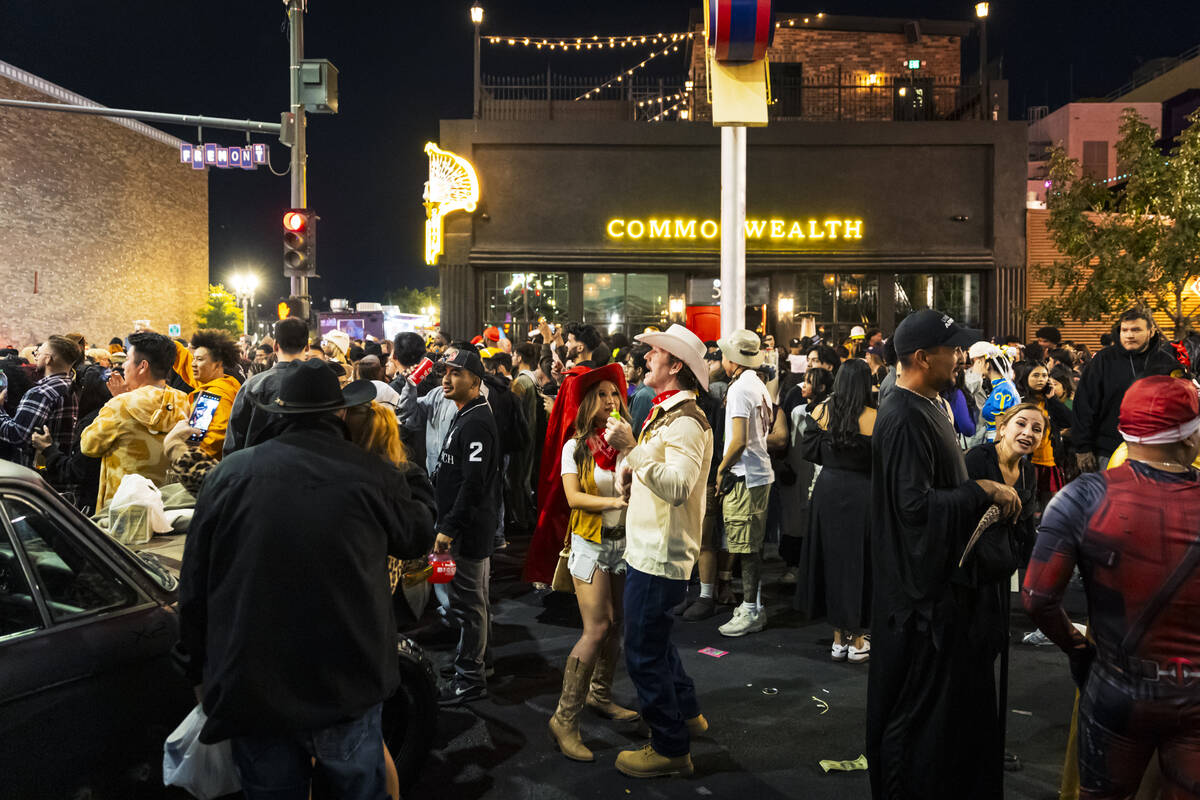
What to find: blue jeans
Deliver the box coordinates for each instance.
[624,566,700,757]
[230,703,387,800]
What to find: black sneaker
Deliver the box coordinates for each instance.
[438,679,488,706]
[439,664,496,680]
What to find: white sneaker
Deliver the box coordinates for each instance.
[1022,629,1053,646]
[848,636,871,663]
[831,642,849,661]
[719,606,766,637]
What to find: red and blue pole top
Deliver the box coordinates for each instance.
[708,0,775,63]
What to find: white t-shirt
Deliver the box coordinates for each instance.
[561,438,625,529]
[787,353,807,374]
[725,369,775,488]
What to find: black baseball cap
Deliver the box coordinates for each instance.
[443,348,485,378]
[893,309,981,356]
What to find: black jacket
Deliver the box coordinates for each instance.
[434,395,500,559]
[1072,334,1181,457]
[40,406,102,513]
[176,415,436,743]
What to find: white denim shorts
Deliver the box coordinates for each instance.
[568,530,627,583]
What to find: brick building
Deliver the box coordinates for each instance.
[0,60,208,348]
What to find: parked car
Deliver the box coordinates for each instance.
[0,461,437,799]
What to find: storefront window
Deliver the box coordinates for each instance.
[894,273,982,329]
[583,273,669,336]
[788,273,878,340]
[483,272,568,337]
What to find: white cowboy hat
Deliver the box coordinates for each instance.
[634,323,710,390]
[717,329,764,368]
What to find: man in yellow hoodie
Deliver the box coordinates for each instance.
[81,332,190,511]
[179,330,243,459]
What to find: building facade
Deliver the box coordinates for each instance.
[438,15,1025,343]
[0,61,208,347]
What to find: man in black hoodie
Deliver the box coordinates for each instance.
[1073,308,1183,471]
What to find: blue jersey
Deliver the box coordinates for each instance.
[980,378,1020,440]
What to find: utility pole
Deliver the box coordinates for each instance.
[471,2,484,119]
[288,0,309,311]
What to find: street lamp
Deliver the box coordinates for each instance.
[229,272,260,337]
[975,2,989,120]
[471,2,484,120]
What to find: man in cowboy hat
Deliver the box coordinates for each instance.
[603,323,714,778]
[176,359,436,799]
[1024,375,1200,799]
[713,329,775,637]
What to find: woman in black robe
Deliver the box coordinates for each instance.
[797,360,875,662]
[963,403,1045,783]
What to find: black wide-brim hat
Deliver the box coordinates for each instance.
[255,359,376,414]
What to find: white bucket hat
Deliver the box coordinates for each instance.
[634,323,710,390]
[717,329,764,368]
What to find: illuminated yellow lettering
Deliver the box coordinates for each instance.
[843,219,863,239]
[744,219,767,239]
[700,220,719,239]
[423,142,480,266]
[824,220,842,238]
[769,220,786,239]
[675,219,697,239]
[650,219,671,238]
[627,220,645,239]
[788,221,805,239]
[607,219,625,238]
[807,219,826,239]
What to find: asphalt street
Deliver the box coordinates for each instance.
[405,537,1084,800]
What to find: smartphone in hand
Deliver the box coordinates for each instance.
[187,392,221,443]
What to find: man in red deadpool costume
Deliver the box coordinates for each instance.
[1024,375,1200,799]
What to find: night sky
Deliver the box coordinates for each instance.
[2,1,1196,309]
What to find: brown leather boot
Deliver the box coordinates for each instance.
[586,630,641,722]
[548,656,597,762]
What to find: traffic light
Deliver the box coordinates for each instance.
[282,209,317,277]
[277,296,305,320]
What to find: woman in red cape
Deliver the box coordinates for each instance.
[523,363,629,585]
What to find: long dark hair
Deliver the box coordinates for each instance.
[826,359,872,447]
[804,367,834,411]
[1013,360,1049,402]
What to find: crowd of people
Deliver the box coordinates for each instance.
[2,302,1199,798]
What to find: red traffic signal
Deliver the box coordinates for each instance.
[282,208,316,277]
[283,211,306,232]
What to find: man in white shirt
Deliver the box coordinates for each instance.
[715,329,776,637]
[604,324,714,779]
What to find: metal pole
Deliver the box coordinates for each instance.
[720,125,746,336]
[242,295,250,337]
[473,21,482,119]
[979,19,988,120]
[0,97,281,134]
[288,0,309,308]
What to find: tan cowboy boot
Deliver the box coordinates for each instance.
[586,630,641,722]
[548,656,597,762]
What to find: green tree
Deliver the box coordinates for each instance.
[195,284,244,335]
[1032,108,1200,339]
[384,285,440,315]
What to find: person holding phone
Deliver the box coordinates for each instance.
[175,330,242,458]
[81,332,190,511]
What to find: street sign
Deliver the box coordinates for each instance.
[168,323,182,337]
[180,142,268,171]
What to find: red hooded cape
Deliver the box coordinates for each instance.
[522,363,629,584]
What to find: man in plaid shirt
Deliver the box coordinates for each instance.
[0,335,81,468]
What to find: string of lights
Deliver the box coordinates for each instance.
[650,99,685,122]
[776,13,827,27]
[485,31,694,50]
[637,93,684,108]
[574,41,684,100]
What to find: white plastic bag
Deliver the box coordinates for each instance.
[162,704,242,800]
[109,473,173,545]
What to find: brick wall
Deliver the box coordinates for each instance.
[0,72,208,348]
[690,25,963,122]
